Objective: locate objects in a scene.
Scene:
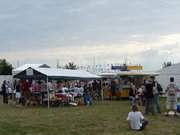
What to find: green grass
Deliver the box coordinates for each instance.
[0,97,180,135]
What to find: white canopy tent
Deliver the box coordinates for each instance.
[13,67,101,108]
[156,63,180,93]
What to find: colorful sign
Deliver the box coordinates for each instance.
[127,66,143,70]
[111,65,128,71]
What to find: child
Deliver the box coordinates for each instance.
[127,105,148,131]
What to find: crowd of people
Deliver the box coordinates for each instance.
[0,79,102,106]
[1,80,13,104]
[127,76,179,131]
[128,76,163,115]
[1,76,179,131]
[1,80,46,105]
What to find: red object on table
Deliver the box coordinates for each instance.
[55,93,69,103]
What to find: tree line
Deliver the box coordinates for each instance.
[0,58,173,75]
[0,59,13,75]
[0,59,78,75]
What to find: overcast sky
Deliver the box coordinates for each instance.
[0,0,180,70]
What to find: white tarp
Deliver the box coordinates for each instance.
[34,68,101,79]
[156,63,180,95]
[12,64,50,75]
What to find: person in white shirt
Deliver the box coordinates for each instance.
[127,105,148,131]
[165,77,179,116]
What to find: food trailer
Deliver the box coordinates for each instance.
[100,71,159,99]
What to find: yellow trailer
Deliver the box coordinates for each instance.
[100,71,159,99]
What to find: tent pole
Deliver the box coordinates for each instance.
[101,79,104,101]
[47,77,50,109]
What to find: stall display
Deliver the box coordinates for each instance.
[100,71,159,99]
[13,67,101,108]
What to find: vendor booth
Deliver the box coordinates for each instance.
[13,67,101,108]
[100,71,159,99]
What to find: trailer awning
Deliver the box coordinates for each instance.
[99,71,159,78]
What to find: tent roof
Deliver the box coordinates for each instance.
[158,63,180,75]
[36,68,101,79]
[14,67,101,80]
[13,64,50,72]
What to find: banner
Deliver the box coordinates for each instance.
[127,66,143,70]
[111,65,128,71]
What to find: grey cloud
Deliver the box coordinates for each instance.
[1,0,180,69]
[159,43,180,51]
[137,49,171,70]
[1,0,180,47]
[138,49,159,59]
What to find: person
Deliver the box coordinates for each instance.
[1,80,8,104]
[144,77,155,115]
[92,80,98,99]
[97,81,102,100]
[111,80,117,100]
[21,80,31,105]
[129,82,136,106]
[152,76,162,114]
[7,81,13,100]
[165,77,179,116]
[13,80,17,101]
[127,105,148,131]
[136,85,145,106]
[33,80,41,105]
[83,84,92,106]
[15,81,21,105]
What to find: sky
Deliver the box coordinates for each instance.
[0,0,180,70]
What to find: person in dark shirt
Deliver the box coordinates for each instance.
[97,81,102,100]
[92,80,98,99]
[83,84,92,105]
[151,76,162,114]
[111,80,117,99]
[144,78,155,115]
[92,80,98,92]
[1,80,8,104]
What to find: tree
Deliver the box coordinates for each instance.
[0,59,13,75]
[64,62,78,70]
[162,61,172,68]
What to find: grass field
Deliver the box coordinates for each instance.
[0,97,180,135]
